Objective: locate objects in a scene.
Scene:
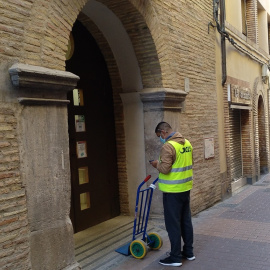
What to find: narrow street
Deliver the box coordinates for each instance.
[75,174,270,270]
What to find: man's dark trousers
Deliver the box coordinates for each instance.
[163,191,194,262]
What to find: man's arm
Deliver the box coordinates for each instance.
[150,144,176,174]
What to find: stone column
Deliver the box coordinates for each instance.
[140,88,187,214]
[120,92,146,215]
[9,64,80,270]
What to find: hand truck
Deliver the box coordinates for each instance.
[115,175,163,259]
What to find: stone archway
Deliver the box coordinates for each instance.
[74,0,164,215]
[253,78,270,179]
[258,95,268,174]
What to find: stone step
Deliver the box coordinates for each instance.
[74,215,167,270]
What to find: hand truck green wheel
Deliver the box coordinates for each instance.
[129,239,148,259]
[147,232,163,250]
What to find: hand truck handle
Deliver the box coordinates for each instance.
[143,175,151,182]
[152,177,159,185]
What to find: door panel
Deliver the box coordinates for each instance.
[229,109,243,180]
[66,20,120,233]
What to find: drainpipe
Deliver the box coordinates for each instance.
[220,0,227,86]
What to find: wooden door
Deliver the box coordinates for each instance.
[66,20,120,233]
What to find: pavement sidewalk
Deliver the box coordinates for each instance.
[113,174,270,270]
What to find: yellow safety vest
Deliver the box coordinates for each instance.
[158,139,193,193]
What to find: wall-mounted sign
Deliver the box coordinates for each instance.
[204,137,214,159]
[76,141,87,158]
[230,84,251,105]
[75,115,86,132]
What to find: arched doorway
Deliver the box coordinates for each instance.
[66,20,120,233]
[64,0,163,233]
[258,95,268,174]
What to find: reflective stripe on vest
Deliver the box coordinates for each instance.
[159,176,193,185]
[171,165,193,172]
[158,139,193,193]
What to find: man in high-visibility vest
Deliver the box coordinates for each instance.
[150,122,195,267]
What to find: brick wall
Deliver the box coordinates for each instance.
[154,0,219,213]
[78,0,220,214]
[246,0,258,44]
[0,2,33,268]
[0,106,30,269]
[252,78,262,178]
[241,109,254,177]
[223,77,255,186]
[258,96,267,170]
[222,82,233,187]
[0,0,225,266]
[224,75,270,184]
[0,0,88,69]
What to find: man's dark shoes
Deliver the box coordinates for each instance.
[159,256,182,267]
[181,251,195,261]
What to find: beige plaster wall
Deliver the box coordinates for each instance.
[226,0,242,33]
[258,9,268,53]
[259,0,270,12]
[226,46,262,82]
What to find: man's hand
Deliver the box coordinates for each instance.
[150,160,159,168]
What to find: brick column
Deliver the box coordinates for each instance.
[246,0,258,44]
[241,109,255,182]
[221,83,232,196]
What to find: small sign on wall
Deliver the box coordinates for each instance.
[230,84,251,105]
[204,137,214,159]
[77,141,87,158]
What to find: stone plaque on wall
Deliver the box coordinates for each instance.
[230,84,251,105]
[204,137,214,159]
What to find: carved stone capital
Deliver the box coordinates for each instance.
[9,63,79,105]
[9,63,79,91]
[140,88,187,112]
